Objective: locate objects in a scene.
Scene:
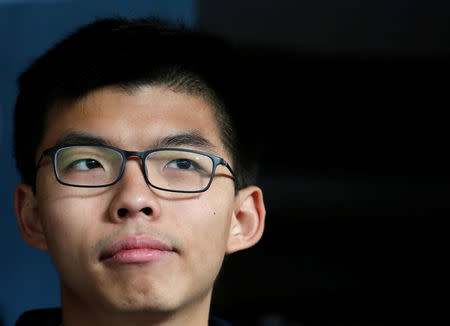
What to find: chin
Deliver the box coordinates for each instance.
[98,280,188,314]
[104,284,211,316]
[116,299,178,313]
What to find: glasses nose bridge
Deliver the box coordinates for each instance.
[123,150,147,161]
[120,150,148,177]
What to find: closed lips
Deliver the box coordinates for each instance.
[99,235,173,261]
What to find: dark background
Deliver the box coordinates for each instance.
[2,1,449,325]
[197,1,450,325]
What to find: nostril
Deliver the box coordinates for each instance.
[118,208,128,217]
[140,207,152,215]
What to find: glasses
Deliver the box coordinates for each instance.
[36,144,234,193]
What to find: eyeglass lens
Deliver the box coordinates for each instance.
[55,146,214,191]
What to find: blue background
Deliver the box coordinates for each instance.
[0,1,195,325]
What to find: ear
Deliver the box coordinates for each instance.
[226,186,266,254]
[14,183,48,251]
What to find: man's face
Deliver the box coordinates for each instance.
[32,86,238,313]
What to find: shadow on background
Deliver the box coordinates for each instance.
[0,308,4,326]
[201,2,450,325]
[209,46,449,326]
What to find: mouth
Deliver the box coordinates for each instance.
[99,235,175,264]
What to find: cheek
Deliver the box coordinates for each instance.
[37,190,108,272]
[174,193,234,269]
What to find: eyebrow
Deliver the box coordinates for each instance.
[154,130,216,151]
[54,131,112,147]
[54,130,216,152]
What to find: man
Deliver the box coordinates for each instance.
[13,17,265,326]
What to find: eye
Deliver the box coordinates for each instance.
[166,158,197,170]
[68,159,103,171]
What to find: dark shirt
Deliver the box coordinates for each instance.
[15,308,231,326]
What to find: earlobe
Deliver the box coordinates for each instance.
[14,183,48,251]
[226,186,266,254]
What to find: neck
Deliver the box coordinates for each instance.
[60,284,212,326]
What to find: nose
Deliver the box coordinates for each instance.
[108,159,161,221]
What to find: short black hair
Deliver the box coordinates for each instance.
[14,17,255,191]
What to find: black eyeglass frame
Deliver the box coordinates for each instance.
[36,144,235,193]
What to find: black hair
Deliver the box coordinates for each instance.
[14,17,255,191]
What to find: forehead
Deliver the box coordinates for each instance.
[39,86,224,156]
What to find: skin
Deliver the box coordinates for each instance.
[14,85,265,326]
